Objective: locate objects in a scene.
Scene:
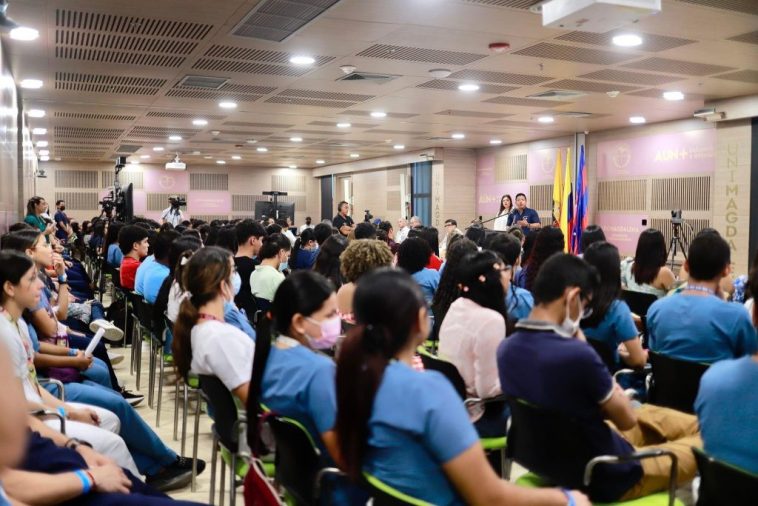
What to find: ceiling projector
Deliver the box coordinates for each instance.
[165,154,186,171]
[542,0,661,32]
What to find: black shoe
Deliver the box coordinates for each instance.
[174,455,206,475]
[145,467,192,492]
[120,388,144,407]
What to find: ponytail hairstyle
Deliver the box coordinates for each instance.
[172,246,233,380]
[289,228,316,269]
[246,270,334,447]
[259,233,291,260]
[169,236,202,285]
[336,268,426,480]
[457,250,509,321]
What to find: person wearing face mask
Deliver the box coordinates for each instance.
[288,227,319,270]
[172,246,255,405]
[249,233,291,303]
[497,254,701,503]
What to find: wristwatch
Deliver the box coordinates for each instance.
[58,274,68,284]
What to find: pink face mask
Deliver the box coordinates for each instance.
[305,316,342,350]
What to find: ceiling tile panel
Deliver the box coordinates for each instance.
[727,30,758,46]
[54,72,166,95]
[264,96,357,108]
[54,112,137,121]
[436,109,512,118]
[447,69,553,85]
[146,112,226,120]
[279,89,375,102]
[233,0,342,42]
[224,121,294,129]
[578,69,685,85]
[356,44,488,65]
[462,0,541,8]
[713,70,758,83]
[54,126,124,140]
[337,110,419,119]
[674,0,758,16]
[483,96,572,108]
[192,58,310,76]
[622,57,737,75]
[556,30,696,52]
[416,79,518,94]
[512,42,638,65]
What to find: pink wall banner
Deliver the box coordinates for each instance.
[188,191,231,215]
[595,213,647,256]
[144,169,190,193]
[597,129,715,180]
[527,147,567,184]
[476,152,532,218]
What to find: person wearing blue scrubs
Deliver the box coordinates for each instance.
[335,268,587,506]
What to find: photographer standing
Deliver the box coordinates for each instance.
[161,196,185,227]
[332,200,354,237]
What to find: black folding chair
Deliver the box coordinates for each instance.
[692,447,758,505]
[587,338,618,373]
[648,351,709,414]
[505,397,678,505]
[621,290,659,342]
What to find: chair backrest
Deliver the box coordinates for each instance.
[587,338,617,373]
[266,415,321,506]
[648,351,709,414]
[199,375,241,452]
[363,473,432,506]
[692,447,758,505]
[416,349,467,399]
[621,290,658,317]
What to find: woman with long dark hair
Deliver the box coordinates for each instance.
[289,227,319,270]
[515,226,564,291]
[431,238,479,338]
[493,194,513,231]
[582,242,647,369]
[620,228,675,298]
[172,246,254,403]
[335,268,587,505]
[438,251,511,436]
[313,234,348,288]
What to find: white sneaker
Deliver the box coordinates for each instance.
[89,319,124,342]
[108,351,125,365]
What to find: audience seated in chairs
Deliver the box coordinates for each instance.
[514,226,564,291]
[485,233,534,322]
[137,230,180,304]
[312,234,347,289]
[430,238,479,341]
[335,239,393,321]
[119,225,150,291]
[336,267,588,505]
[397,237,440,306]
[438,251,510,437]
[233,220,266,320]
[249,233,290,303]
[620,228,676,298]
[498,253,701,502]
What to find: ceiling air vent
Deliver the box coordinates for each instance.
[177,75,229,89]
[528,90,587,100]
[116,144,142,153]
[232,0,342,42]
[552,111,593,118]
[337,72,399,84]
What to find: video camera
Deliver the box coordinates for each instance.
[364,209,373,223]
[169,196,187,209]
[671,209,683,226]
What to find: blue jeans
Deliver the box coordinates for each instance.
[46,381,177,476]
[67,333,120,392]
[82,357,112,389]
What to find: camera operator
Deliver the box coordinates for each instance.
[161,196,185,227]
[332,200,354,237]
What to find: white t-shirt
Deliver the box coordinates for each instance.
[167,281,188,323]
[299,224,314,234]
[161,206,184,227]
[0,315,44,404]
[190,320,254,391]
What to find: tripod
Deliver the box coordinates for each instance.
[667,222,688,271]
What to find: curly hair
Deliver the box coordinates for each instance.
[339,239,393,283]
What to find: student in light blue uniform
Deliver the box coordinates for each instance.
[105,222,125,268]
[140,230,179,304]
[648,232,758,364]
[484,232,534,322]
[581,242,647,370]
[335,268,587,506]
[397,237,439,305]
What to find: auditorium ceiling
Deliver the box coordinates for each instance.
[5,0,758,168]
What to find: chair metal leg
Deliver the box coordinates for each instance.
[147,336,155,408]
[210,434,218,505]
[181,382,188,455]
[135,326,143,391]
[129,313,137,375]
[191,389,201,491]
[219,453,226,506]
[230,453,237,506]
[173,379,180,441]
[156,352,164,427]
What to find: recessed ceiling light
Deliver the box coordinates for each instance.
[316,160,325,164]
[39,149,49,156]
[192,119,208,126]
[216,160,226,165]
[36,141,48,147]
[490,139,503,145]
[10,27,39,41]
[629,116,646,124]
[290,136,302,142]
[20,79,43,89]
[153,146,164,151]
[218,101,237,109]
[39,155,50,161]
[458,83,480,92]
[140,155,150,159]
[192,151,201,155]
[537,116,555,124]
[232,155,242,160]
[370,111,387,118]
[130,160,140,165]
[451,133,465,139]
[393,144,405,150]
[288,164,298,169]
[28,109,45,118]
[336,122,351,128]
[32,128,46,135]
[168,135,182,141]
[204,155,213,159]
[612,34,643,47]
[350,153,360,158]
[246,139,257,144]
[289,55,315,65]
[256,147,268,153]
[662,91,685,101]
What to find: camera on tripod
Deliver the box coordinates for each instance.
[169,196,187,209]
[364,209,373,223]
[671,209,683,225]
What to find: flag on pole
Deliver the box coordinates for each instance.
[551,149,563,226]
[573,145,588,254]
[559,147,572,252]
